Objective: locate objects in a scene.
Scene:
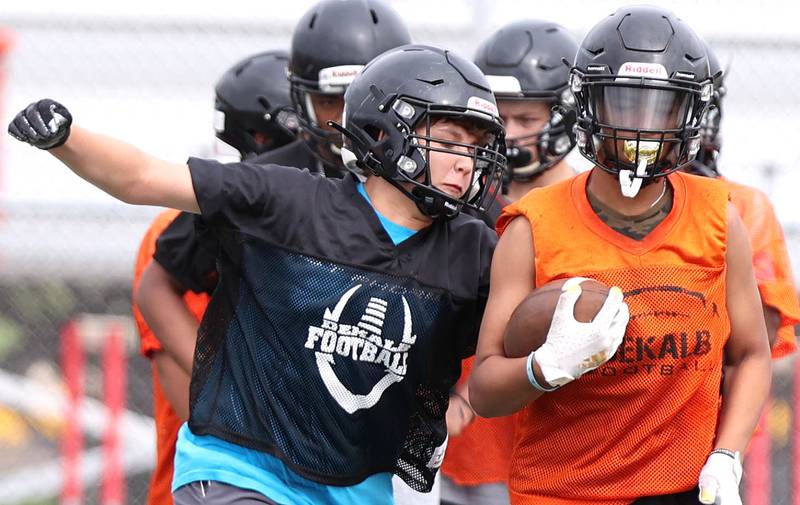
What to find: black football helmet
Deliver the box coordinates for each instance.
[214,50,297,160]
[474,20,578,182]
[288,0,412,170]
[571,5,713,197]
[688,41,725,177]
[333,45,507,219]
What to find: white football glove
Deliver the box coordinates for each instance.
[698,450,743,505]
[533,277,629,387]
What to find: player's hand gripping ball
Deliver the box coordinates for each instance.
[504,277,629,387]
[8,99,73,150]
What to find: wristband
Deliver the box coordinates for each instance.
[527,352,559,392]
[710,448,741,463]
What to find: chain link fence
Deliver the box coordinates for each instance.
[0,1,797,503]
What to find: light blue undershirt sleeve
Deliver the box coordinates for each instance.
[356,182,418,245]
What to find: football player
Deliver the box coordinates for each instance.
[9,44,506,505]
[470,6,770,504]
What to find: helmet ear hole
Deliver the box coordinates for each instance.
[363,125,382,142]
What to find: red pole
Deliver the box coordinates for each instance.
[61,321,84,505]
[100,324,127,505]
[746,401,771,505]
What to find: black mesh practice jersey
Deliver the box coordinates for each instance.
[153,139,339,293]
[178,158,495,491]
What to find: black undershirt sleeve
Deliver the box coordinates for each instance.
[153,212,219,294]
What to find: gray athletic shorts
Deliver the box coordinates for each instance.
[440,474,510,505]
[173,481,279,505]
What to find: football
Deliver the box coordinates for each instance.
[503,278,611,358]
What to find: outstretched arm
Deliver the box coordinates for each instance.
[8,99,199,212]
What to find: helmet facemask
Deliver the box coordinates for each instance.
[688,99,723,177]
[572,70,712,197]
[289,64,363,172]
[336,96,506,219]
[404,108,506,218]
[500,90,576,183]
[213,102,298,160]
[689,45,727,178]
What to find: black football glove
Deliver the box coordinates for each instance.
[8,99,73,150]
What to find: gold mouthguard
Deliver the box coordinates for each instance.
[623,140,660,164]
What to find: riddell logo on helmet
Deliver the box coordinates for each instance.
[467,96,499,116]
[618,62,668,78]
[318,65,365,93]
[331,69,359,78]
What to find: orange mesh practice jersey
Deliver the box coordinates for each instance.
[496,171,731,505]
[440,356,515,486]
[132,210,210,505]
[723,178,800,358]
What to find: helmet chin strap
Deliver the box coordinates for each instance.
[340,146,368,181]
[618,156,649,198]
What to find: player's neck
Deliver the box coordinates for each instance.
[586,168,669,216]
[506,161,576,202]
[364,176,433,230]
